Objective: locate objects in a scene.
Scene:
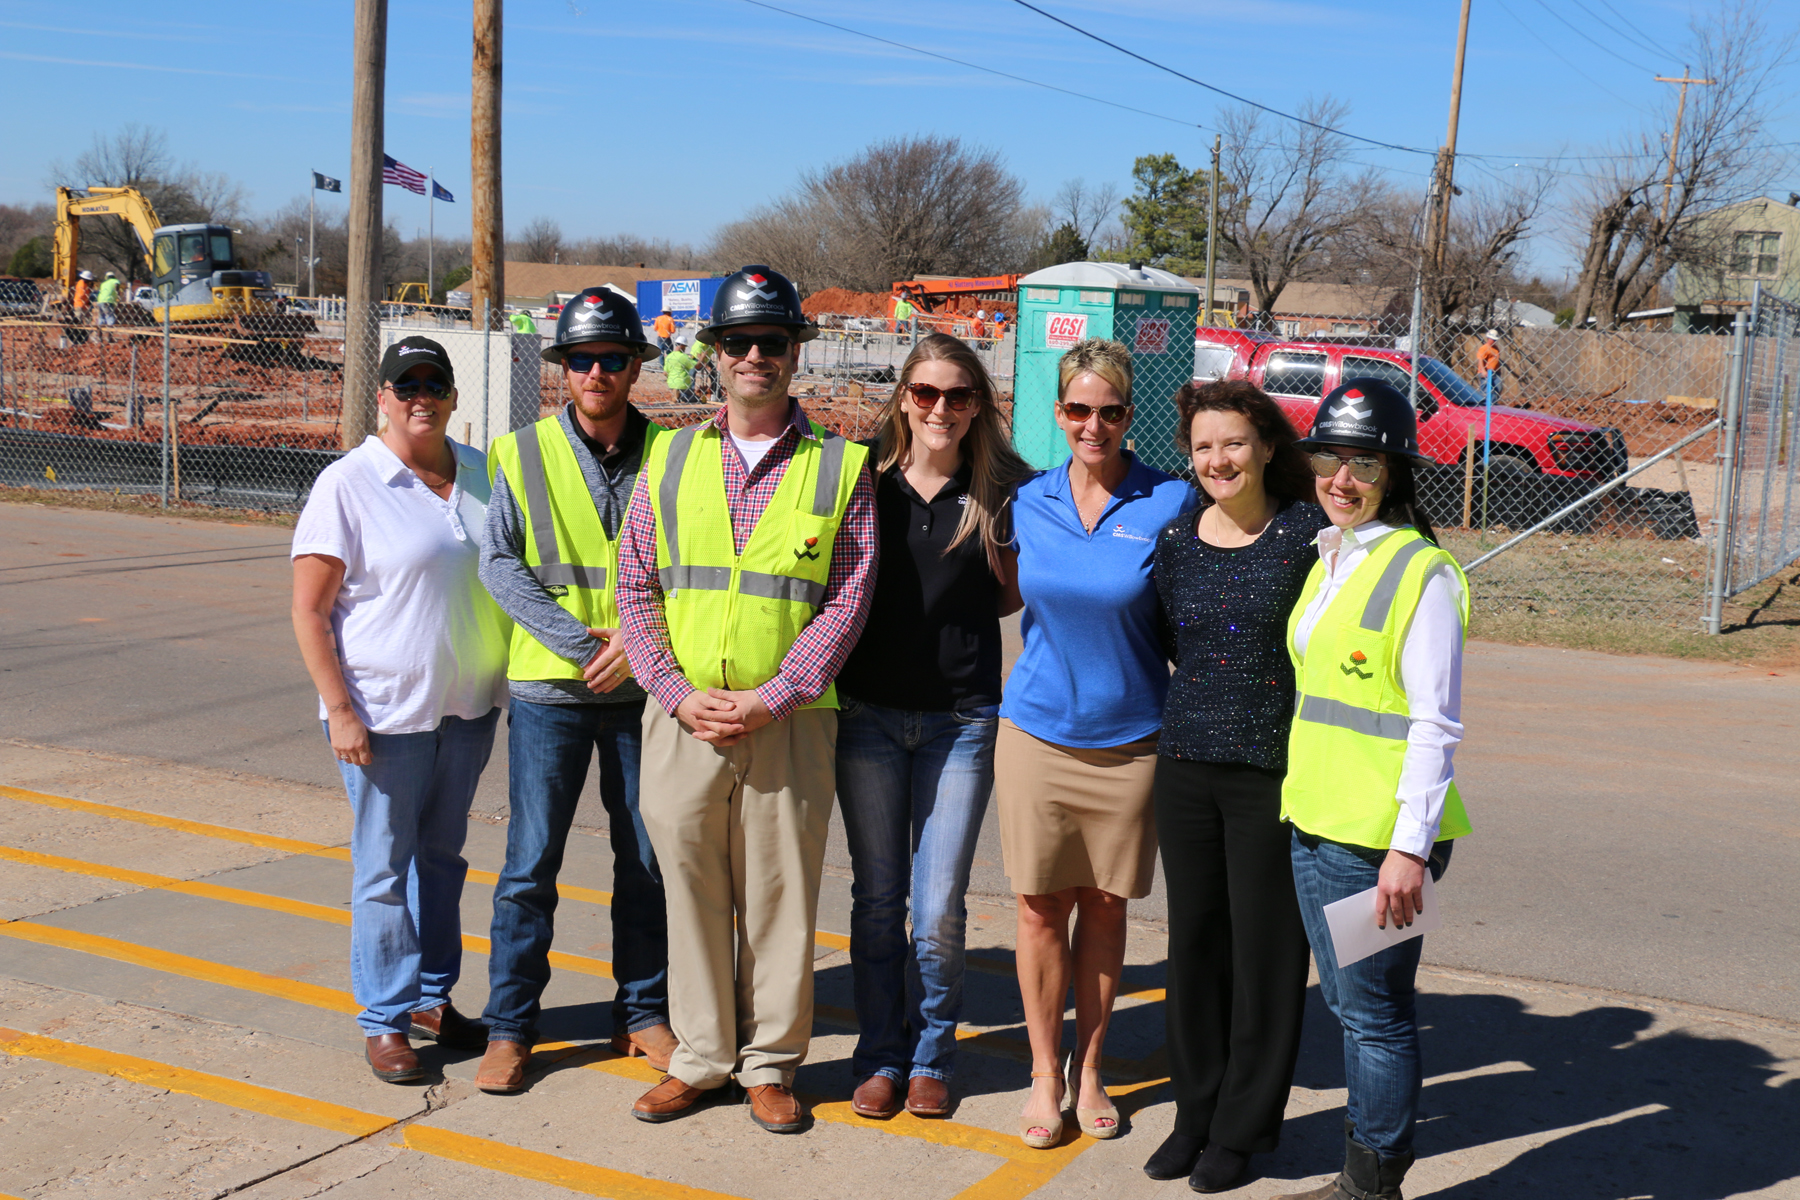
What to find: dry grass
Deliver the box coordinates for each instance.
[0,484,299,528]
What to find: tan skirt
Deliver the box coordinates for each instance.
[994,718,1160,898]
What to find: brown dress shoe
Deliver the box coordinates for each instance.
[633,1074,709,1123]
[905,1074,952,1117]
[746,1083,807,1133]
[851,1073,901,1119]
[364,1033,424,1083]
[611,1022,678,1072]
[474,1039,531,1094]
[410,1003,489,1051]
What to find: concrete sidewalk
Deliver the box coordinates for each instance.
[3,740,1798,1199]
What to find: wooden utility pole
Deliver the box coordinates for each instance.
[470,0,504,332]
[1428,0,1473,276]
[1656,67,1715,224]
[1202,134,1220,325]
[341,0,387,449]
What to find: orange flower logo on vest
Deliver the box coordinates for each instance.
[793,535,821,562]
[1340,649,1372,680]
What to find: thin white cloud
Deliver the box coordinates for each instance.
[0,50,305,83]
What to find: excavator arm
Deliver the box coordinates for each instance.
[53,186,163,296]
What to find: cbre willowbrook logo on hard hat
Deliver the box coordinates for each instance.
[1332,389,1374,420]
[737,273,779,303]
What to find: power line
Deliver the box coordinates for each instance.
[1566,0,1673,62]
[1489,0,1656,115]
[1007,0,1435,156]
[1526,0,1658,74]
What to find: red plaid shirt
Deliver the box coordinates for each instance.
[617,400,878,720]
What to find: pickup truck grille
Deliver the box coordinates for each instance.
[1548,427,1628,478]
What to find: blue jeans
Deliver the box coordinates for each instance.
[483,697,667,1045]
[331,707,499,1037]
[835,697,998,1082]
[1289,830,1454,1158]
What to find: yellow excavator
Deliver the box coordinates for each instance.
[53,185,312,337]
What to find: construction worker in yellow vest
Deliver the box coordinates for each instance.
[470,286,676,1095]
[615,265,878,1135]
[1276,379,1472,1200]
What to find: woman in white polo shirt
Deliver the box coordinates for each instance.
[291,336,510,1084]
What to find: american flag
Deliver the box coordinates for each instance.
[382,154,427,195]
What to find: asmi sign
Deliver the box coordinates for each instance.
[1045,312,1088,349]
[661,279,702,314]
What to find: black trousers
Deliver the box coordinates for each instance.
[1153,756,1311,1153]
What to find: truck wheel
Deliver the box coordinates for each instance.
[1473,452,1537,530]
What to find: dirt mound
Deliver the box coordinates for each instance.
[802,288,891,318]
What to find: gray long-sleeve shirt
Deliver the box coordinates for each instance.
[479,402,651,706]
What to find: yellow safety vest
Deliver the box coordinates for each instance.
[487,414,663,682]
[1281,528,1474,850]
[641,417,865,710]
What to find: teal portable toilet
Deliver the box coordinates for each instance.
[1012,262,1200,474]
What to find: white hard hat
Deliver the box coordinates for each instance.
[79,269,95,281]
[1485,328,1500,339]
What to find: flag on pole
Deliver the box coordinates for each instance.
[312,171,341,193]
[382,155,428,195]
[432,180,455,202]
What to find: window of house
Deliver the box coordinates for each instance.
[1730,231,1781,277]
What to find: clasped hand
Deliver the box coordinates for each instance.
[675,688,772,746]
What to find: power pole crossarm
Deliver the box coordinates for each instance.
[1655,68,1716,225]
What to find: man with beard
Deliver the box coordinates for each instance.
[471,287,674,1093]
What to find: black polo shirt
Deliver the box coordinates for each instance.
[836,461,1012,712]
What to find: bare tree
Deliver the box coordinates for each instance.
[513,216,564,263]
[1053,178,1122,252]
[1216,96,1372,314]
[713,135,1029,293]
[47,125,248,281]
[1567,3,1796,327]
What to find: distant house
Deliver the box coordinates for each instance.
[500,261,676,313]
[1673,194,1800,331]
[1183,277,1402,335]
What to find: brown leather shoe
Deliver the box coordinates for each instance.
[905,1074,952,1117]
[851,1073,901,1119]
[410,1003,489,1051]
[474,1039,531,1094]
[364,1033,424,1083]
[633,1074,709,1123]
[746,1083,807,1133]
[611,1022,677,1072]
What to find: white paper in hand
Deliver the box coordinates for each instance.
[1322,872,1441,969]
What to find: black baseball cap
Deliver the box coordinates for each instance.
[380,336,455,388]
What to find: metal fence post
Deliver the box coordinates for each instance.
[480,298,491,448]
[1705,311,1750,634]
[160,301,172,508]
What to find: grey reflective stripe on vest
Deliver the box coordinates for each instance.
[658,564,731,592]
[535,561,608,588]
[1360,537,1434,631]
[657,423,704,584]
[738,571,825,606]
[1298,694,1413,740]
[515,421,607,590]
[812,429,846,517]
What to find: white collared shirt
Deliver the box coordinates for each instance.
[1293,520,1464,856]
[292,435,510,734]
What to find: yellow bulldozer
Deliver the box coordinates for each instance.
[53,186,313,338]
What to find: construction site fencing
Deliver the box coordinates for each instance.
[1711,289,1800,622]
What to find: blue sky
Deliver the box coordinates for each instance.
[4,0,1795,275]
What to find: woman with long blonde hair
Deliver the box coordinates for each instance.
[836,333,1031,1120]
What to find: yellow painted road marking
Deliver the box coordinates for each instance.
[0,921,362,1014]
[404,1126,749,1200]
[0,1026,392,1137]
[0,784,615,903]
[809,1100,1040,1161]
[947,1075,1169,1199]
[2,1027,751,1199]
[0,844,616,979]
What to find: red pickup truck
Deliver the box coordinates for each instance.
[1192,328,1628,486]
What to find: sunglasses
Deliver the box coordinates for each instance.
[387,378,451,399]
[905,382,982,411]
[718,333,792,358]
[565,351,634,375]
[1309,451,1385,484]
[1059,401,1129,425]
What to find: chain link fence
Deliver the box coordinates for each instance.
[1714,288,1800,612]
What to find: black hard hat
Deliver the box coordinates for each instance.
[695,265,817,345]
[541,287,660,365]
[1298,378,1433,464]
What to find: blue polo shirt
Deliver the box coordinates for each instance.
[1002,454,1197,748]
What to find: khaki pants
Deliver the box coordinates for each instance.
[638,704,837,1089]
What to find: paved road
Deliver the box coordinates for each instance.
[4,503,1800,1199]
